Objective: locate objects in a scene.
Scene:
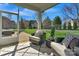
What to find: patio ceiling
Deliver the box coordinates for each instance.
[13,3,58,29]
[14,3,58,12]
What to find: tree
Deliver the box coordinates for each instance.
[51,26,55,38]
[63,22,66,30]
[62,4,79,29]
[68,22,72,30]
[63,4,79,20]
[29,20,32,29]
[73,21,78,29]
[53,16,62,29]
[29,20,37,29]
[43,17,51,29]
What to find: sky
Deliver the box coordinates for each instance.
[0,3,37,22]
[43,3,77,21]
[0,3,78,23]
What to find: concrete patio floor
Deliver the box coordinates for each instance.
[0,42,54,56]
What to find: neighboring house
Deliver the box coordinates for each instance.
[20,19,37,29]
[2,16,16,29]
[63,20,73,29]
[24,20,29,28]
[63,19,79,29]
[29,20,37,29]
[10,21,17,29]
[76,20,79,27]
[19,19,29,29]
[43,17,51,29]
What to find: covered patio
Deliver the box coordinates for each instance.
[0,3,79,56]
[0,3,58,56]
[0,3,58,45]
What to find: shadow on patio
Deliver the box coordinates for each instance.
[0,42,53,56]
[0,32,53,56]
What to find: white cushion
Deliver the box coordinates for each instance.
[51,42,74,56]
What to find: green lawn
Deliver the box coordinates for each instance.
[24,29,36,35]
[24,29,79,40]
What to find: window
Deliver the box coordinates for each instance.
[0,11,19,38]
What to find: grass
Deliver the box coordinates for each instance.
[55,30,79,37]
[24,29,79,40]
[24,29,36,35]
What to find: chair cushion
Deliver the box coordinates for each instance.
[29,36,41,45]
[35,30,46,40]
[62,34,74,47]
[68,37,79,50]
[35,30,44,37]
[30,30,45,45]
[50,42,74,56]
[62,34,79,50]
[74,47,79,56]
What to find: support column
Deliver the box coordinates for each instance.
[17,8,20,42]
[17,8,20,33]
[37,11,42,29]
[0,11,2,38]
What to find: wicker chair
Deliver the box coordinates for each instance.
[29,30,46,45]
[46,34,79,56]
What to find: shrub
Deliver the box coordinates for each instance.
[50,26,55,38]
[42,32,46,40]
[56,37,64,43]
[63,23,66,30]
[68,22,72,30]
[53,16,62,30]
[73,22,78,30]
